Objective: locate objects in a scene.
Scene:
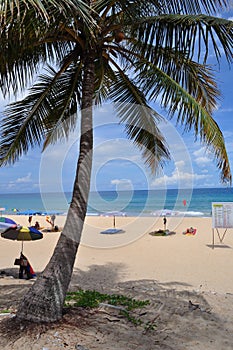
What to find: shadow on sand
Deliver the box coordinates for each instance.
[1,263,233,350]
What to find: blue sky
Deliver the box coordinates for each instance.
[0,9,232,194]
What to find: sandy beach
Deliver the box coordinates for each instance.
[1,214,233,349]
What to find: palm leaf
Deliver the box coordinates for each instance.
[107,64,170,172]
[94,0,229,16]
[131,14,233,63]
[137,62,231,182]
[0,64,82,165]
[42,64,83,150]
[0,0,96,95]
[0,0,95,26]
[136,48,220,114]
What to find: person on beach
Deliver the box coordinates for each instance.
[187,227,195,234]
[50,214,56,229]
[28,215,32,226]
[34,221,40,230]
[19,253,36,280]
[163,216,167,231]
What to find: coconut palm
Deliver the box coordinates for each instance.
[0,0,232,322]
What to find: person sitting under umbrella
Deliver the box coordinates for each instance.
[19,253,36,280]
[34,221,40,230]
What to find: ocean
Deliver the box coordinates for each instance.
[0,187,233,217]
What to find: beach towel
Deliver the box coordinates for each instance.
[183,228,197,236]
[149,229,176,236]
[100,228,125,234]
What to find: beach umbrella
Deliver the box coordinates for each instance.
[1,225,43,252]
[17,209,42,215]
[0,222,17,233]
[0,217,16,224]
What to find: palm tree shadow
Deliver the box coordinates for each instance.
[70,262,126,292]
[2,263,232,350]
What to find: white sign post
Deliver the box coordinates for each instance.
[211,202,233,248]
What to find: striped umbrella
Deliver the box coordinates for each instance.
[0,222,17,233]
[1,225,43,252]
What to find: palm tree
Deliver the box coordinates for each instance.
[0,0,232,322]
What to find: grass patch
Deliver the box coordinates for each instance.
[0,309,11,314]
[65,289,151,327]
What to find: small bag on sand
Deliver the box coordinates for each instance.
[14,258,21,265]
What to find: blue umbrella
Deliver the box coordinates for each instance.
[0,217,16,224]
[17,210,42,215]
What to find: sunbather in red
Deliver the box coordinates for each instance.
[183,227,197,235]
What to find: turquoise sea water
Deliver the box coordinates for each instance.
[1,188,233,217]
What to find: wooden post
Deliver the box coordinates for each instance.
[212,228,214,249]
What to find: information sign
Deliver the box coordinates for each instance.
[212,202,233,228]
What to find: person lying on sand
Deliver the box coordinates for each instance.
[183,227,196,235]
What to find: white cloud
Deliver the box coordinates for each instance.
[5,173,33,190]
[193,147,212,167]
[194,156,212,166]
[193,147,206,157]
[201,182,216,187]
[151,169,212,188]
[111,178,132,190]
[174,160,185,170]
[16,173,32,183]
[218,107,233,113]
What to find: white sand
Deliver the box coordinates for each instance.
[1,214,233,350]
[0,214,232,294]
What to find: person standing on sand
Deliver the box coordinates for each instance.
[28,215,32,226]
[163,216,167,231]
[50,214,56,229]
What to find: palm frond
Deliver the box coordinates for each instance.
[138,62,231,182]
[0,0,96,95]
[152,0,229,15]
[42,64,83,149]
[137,49,220,114]
[0,0,95,27]
[0,63,82,165]
[107,64,170,173]
[0,0,231,183]
[131,14,233,63]
[94,0,229,16]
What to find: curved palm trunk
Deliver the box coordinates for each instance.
[16,56,94,323]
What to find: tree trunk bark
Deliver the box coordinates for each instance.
[16,54,95,323]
